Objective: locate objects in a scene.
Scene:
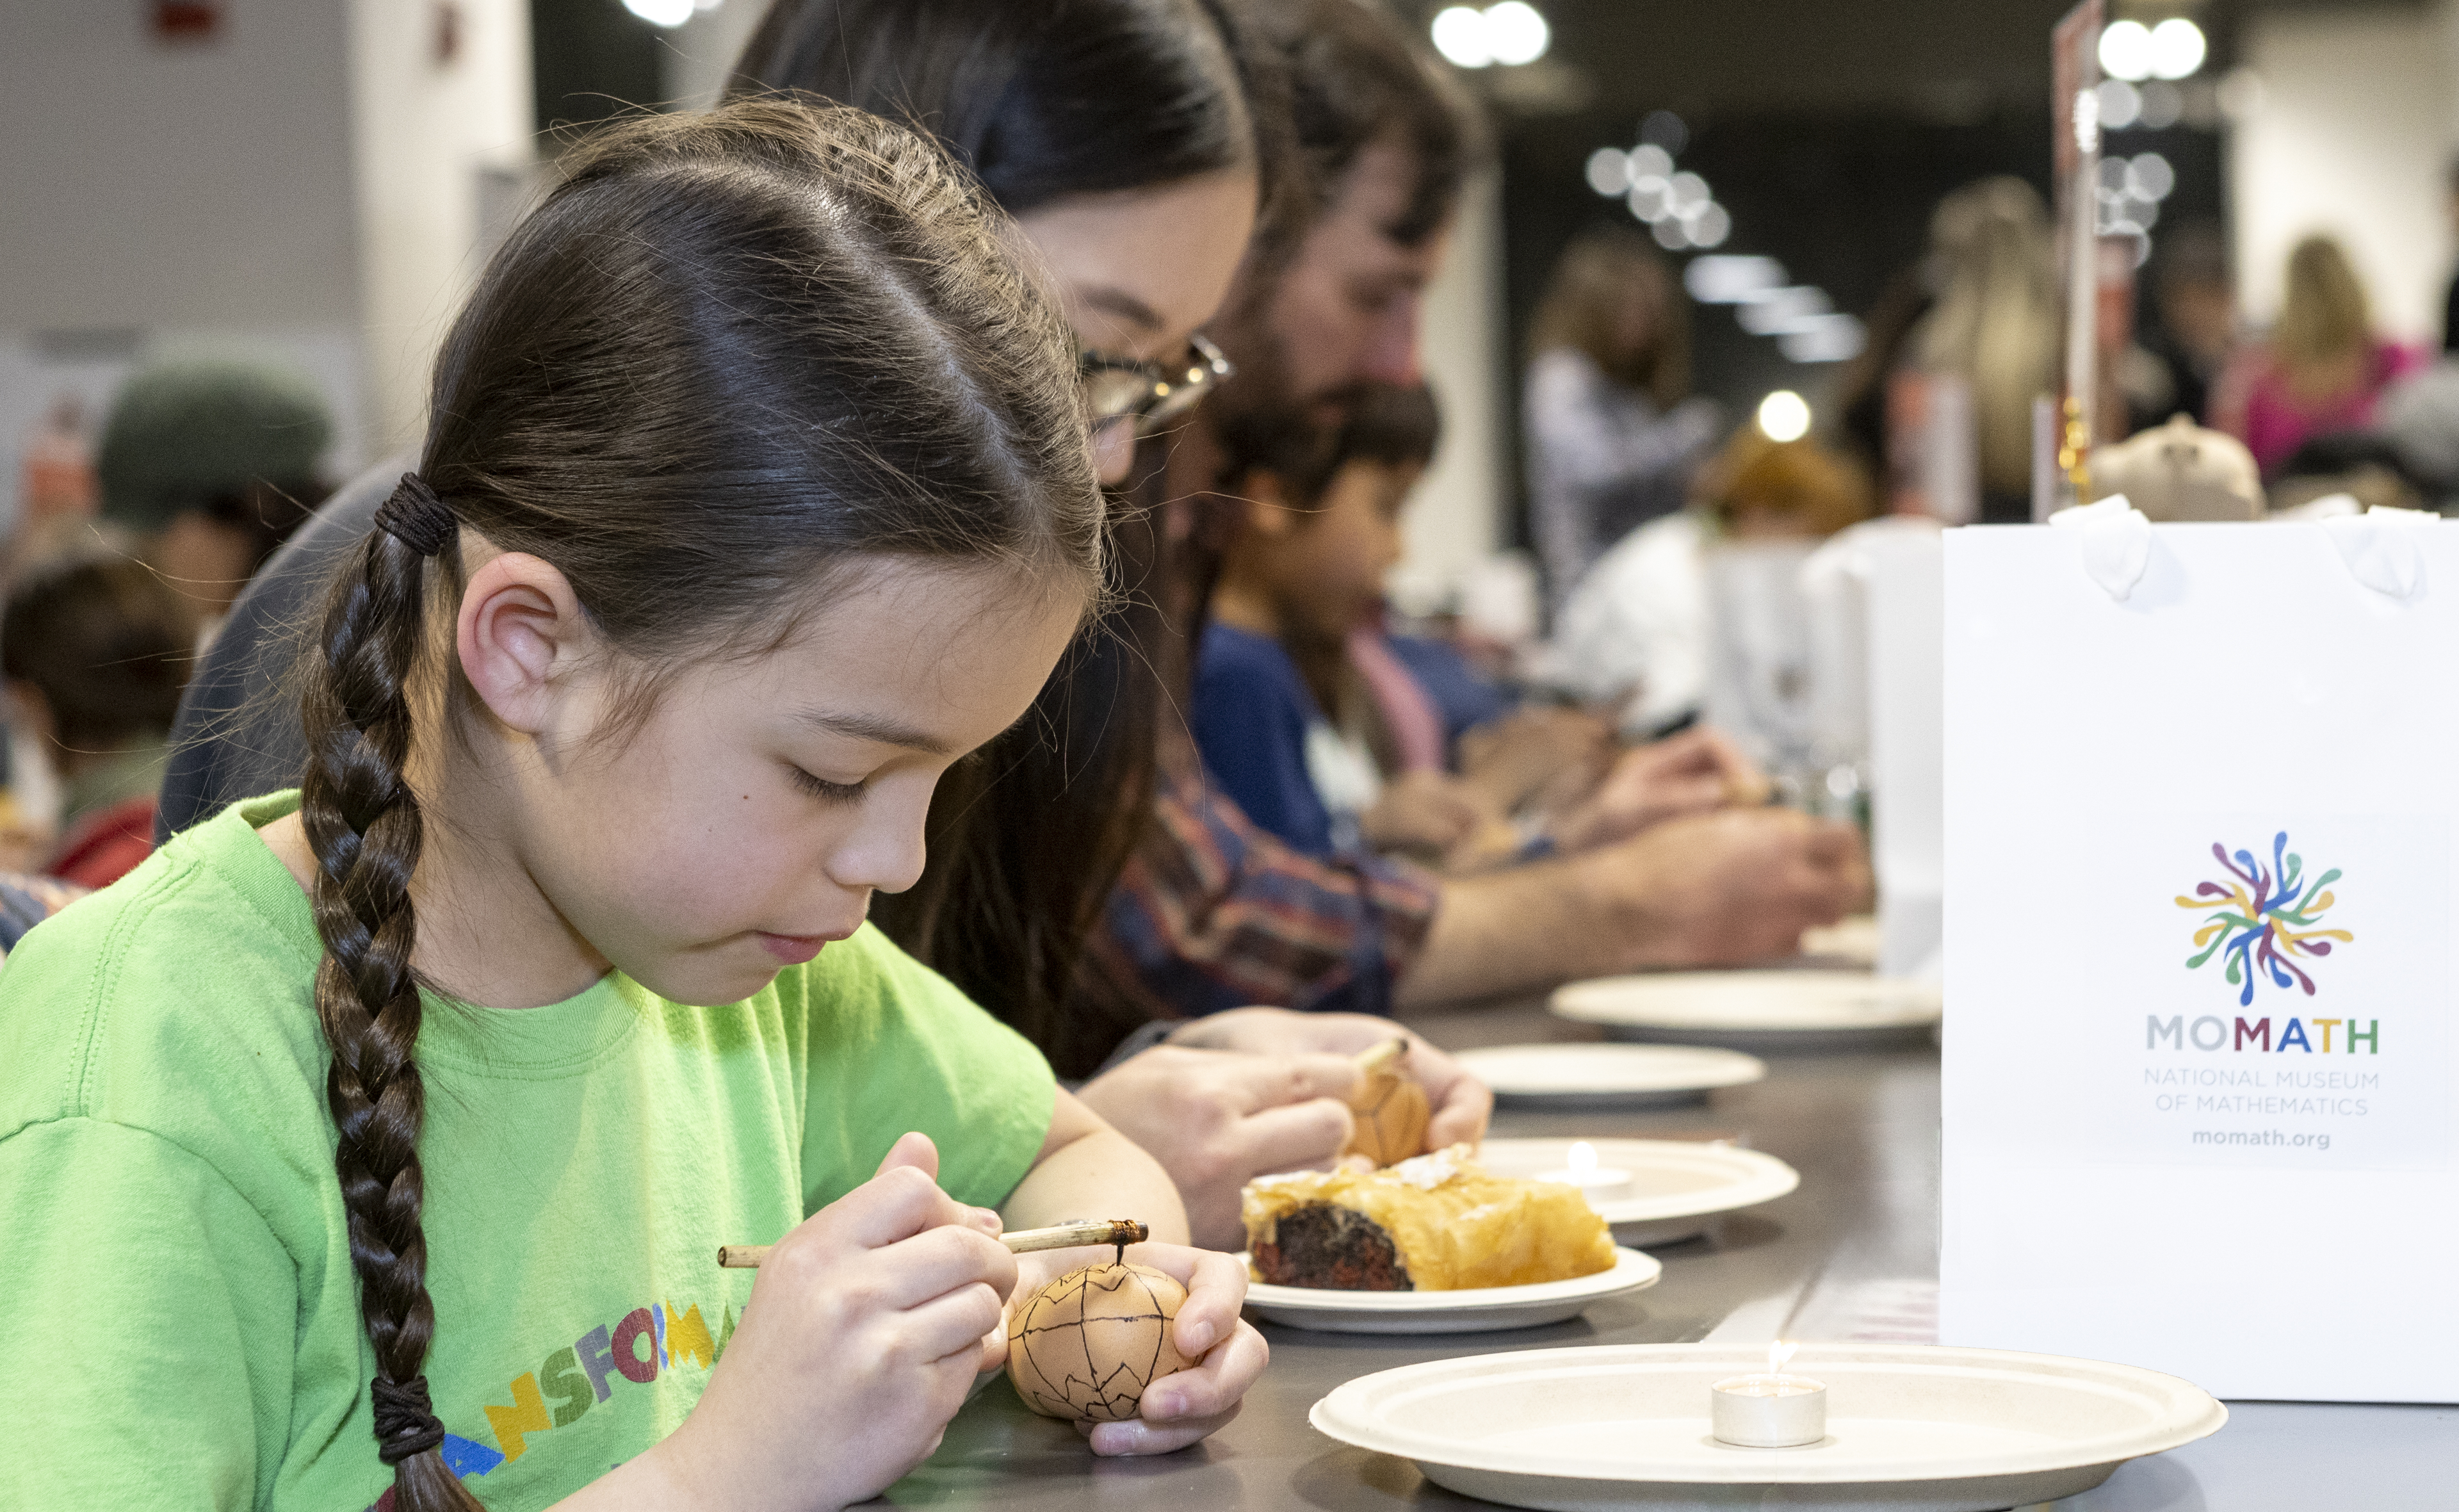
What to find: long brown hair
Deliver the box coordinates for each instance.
[1528,227,1692,411]
[295,101,1100,1509]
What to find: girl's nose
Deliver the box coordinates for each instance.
[827,787,932,897]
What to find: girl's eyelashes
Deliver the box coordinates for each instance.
[788,765,868,804]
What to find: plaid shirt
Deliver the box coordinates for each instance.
[1082,770,1441,1021]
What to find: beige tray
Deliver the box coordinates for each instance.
[1310,1342,2225,1511]
[1241,1246,1660,1335]
[1475,1137,1799,1248]
[1552,970,1942,1050]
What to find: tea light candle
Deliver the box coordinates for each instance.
[1536,1141,1632,1200]
[1710,1342,1826,1447]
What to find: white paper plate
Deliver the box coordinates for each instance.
[1799,915,1881,966]
[1475,1137,1799,1247]
[1454,1043,1766,1109]
[1241,1246,1660,1335]
[1551,970,1942,1049]
[1310,1342,2227,1512]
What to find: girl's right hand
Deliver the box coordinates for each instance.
[660,1132,1016,1511]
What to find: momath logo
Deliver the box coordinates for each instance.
[2176,831,2353,1007]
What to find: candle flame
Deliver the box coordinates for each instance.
[1567,1141,1597,1177]
[1769,1339,1797,1376]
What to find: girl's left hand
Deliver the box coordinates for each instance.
[1012,1244,1269,1456]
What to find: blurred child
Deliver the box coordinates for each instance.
[1199,385,1759,870]
[1199,385,1489,861]
[1,557,188,887]
[1555,425,1874,738]
[94,357,331,628]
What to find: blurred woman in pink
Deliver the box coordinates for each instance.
[2215,235,2422,476]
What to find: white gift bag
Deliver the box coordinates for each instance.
[1939,514,2459,1402]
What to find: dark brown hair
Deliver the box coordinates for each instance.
[1,555,190,750]
[1222,380,1440,507]
[295,101,1100,1509]
[1253,0,1478,248]
[732,0,1289,220]
[731,0,1286,1071]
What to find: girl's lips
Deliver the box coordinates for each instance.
[756,931,843,964]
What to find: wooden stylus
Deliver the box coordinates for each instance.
[716,1216,1149,1269]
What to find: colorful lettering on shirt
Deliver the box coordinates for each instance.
[483,1373,553,1461]
[366,1294,734,1509]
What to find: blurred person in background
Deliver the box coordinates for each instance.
[95,358,330,631]
[1,557,188,888]
[1553,427,1875,738]
[2140,220,2239,428]
[1523,226,1721,609]
[2443,157,2459,354]
[1903,177,2059,523]
[2214,234,2424,478]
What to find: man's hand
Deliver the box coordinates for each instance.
[1457,706,1614,815]
[1073,1046,1356,1250]
[1550,726,1767,852]
[1358,770,1493,858]
[1075,1010,1495,1249]
[1589,806,1870,967]
[1169,1008,1491,1150]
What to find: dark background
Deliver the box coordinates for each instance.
[528,0,2298,537]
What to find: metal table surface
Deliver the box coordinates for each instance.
[889,1002,2456,1510]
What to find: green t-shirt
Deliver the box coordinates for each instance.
[0,792,1056,1511]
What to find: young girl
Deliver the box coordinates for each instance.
[0,102,1262,1512]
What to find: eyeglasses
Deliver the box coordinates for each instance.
[1079,332,1233,432]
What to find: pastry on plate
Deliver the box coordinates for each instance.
[1242,1145,1615,1291]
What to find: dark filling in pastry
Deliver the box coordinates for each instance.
[1251,1203,1413,1291]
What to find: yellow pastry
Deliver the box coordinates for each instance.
[1243,1145,1616,1290]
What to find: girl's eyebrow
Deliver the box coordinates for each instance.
[793,707,954,755]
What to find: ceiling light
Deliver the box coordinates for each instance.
[2128,152,2175,201]
[1757,390,1811,442]
[624,0,694,23]
[2098,19,2152,83]
[2147,18,2205,80]
[1431,6,1492,68]
[1780,316,1866,364]
[1686,204,1732,248]
[1586,147,1631,196]
[1685,255,1788,303]
[1483,1,1551,67]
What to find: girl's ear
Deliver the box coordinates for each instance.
[455,551,592,736]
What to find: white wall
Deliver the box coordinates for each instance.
[2230,6,2453,343]
[0,2,367,530]
[664,0,769,110]
[1393,163,1510,613]
[349,0,535,449]
[0,1,533,530]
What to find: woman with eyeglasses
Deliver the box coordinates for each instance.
[734,0,1272,487]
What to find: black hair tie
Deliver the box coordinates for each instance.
[373,473,457,557]
[371,1374,448,1465]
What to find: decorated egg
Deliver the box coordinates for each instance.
[1006,1262,1191,1422]
[1342,1066,1430,1167]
